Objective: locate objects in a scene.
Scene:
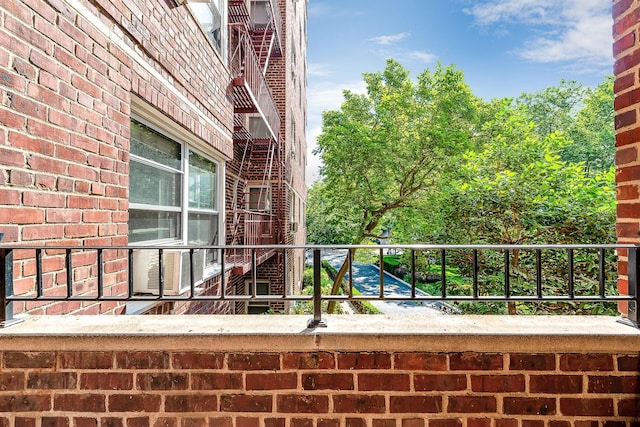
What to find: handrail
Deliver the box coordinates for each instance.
[0,243,638,328]
[243,211,276,245]
[229,24,281,141]
[268,0,283,55]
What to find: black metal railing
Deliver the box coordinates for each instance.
[1,239,638,328]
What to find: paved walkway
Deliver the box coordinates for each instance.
[320,250,451,315]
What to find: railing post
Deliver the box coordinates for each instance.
[307,249,327,328]
[0,233,23,328]
[620,247,640,328]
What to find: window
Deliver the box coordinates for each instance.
[190,0,227,59]
[247,185,270,213]
[251,0,270,29]
[245,280,270,314]
[129,119,221,267]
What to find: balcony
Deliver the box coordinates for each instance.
[228,0,251,25]
[1,244,640,424]
[1,243,638,327]
[230,24,281,141]
[229,0,283,59]
[228,210,278,274]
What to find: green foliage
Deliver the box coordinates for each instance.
[515,77,615,175]
[306,182,359,244]
[306,61,617,316]
[309,59,478,244]
[437,101,615,246]
[565,77,615,174]
[397,248,618,315]
[293,263,381,315]
[291,264,344,315]
[516,79,586,138]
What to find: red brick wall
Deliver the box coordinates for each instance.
[0,348,638,425]
[0,0,233,315]
[614,0,640,314]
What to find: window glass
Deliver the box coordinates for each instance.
[189,151,217,210]
[130,161,181,207]
[129,210,181,243]
[190,0,226,57]
[248,186,270,212]
[131,121,181,169]
[129,120,183,244]
[251,0,270,28]
[188,212,219,263]
[129,119,220,266]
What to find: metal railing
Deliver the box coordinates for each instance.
[229,24,281,141]
[0,241,638,329]
[244,211,276,245]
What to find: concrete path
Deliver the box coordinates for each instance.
[320,250,451,315]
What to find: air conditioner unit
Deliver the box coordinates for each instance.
[132,249,206,295]
[290,222,298,232]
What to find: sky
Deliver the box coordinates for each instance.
[305,0,614,184]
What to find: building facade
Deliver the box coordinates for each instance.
[0,0,307,315]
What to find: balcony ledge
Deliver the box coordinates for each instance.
[1,315,639,353]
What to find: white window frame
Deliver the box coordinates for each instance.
[188,0,228,62]
[129,102,225,280]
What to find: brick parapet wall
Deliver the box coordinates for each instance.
[0,316,638,426]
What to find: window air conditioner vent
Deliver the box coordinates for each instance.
[133,249,205,295]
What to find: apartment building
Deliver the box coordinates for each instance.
[0,0,307,315]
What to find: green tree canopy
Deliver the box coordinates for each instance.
[515,79,586,138]
[565,76,615,174]
[312,59,479,245]
[311,59,479,311]
[437,100,615,246]
[515,77,615,175]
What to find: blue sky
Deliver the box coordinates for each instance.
[305,0,614,183]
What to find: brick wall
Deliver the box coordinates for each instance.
[0,316,639,426]
[0,0,233,315]
[614,0,640,314]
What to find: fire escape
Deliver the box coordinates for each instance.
[228,0,284,273]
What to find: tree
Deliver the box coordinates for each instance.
[515,77,615,175]
[389,99,616,315]
[312,59,479,310]
[438,100,615,245]
[306,181,358,244]
[515,79,586,138]
[565,76,615,174]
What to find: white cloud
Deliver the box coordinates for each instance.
[464,0,612,65]
[369,32,411,46]
[308,63,333,78]
[463,0,558,26]
[407,51,438,64]
[516,14,612,64]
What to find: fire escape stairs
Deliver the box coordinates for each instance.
[229,0,283,69]
[228,0,284,273]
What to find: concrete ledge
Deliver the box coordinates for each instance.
[1,315,639,353]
